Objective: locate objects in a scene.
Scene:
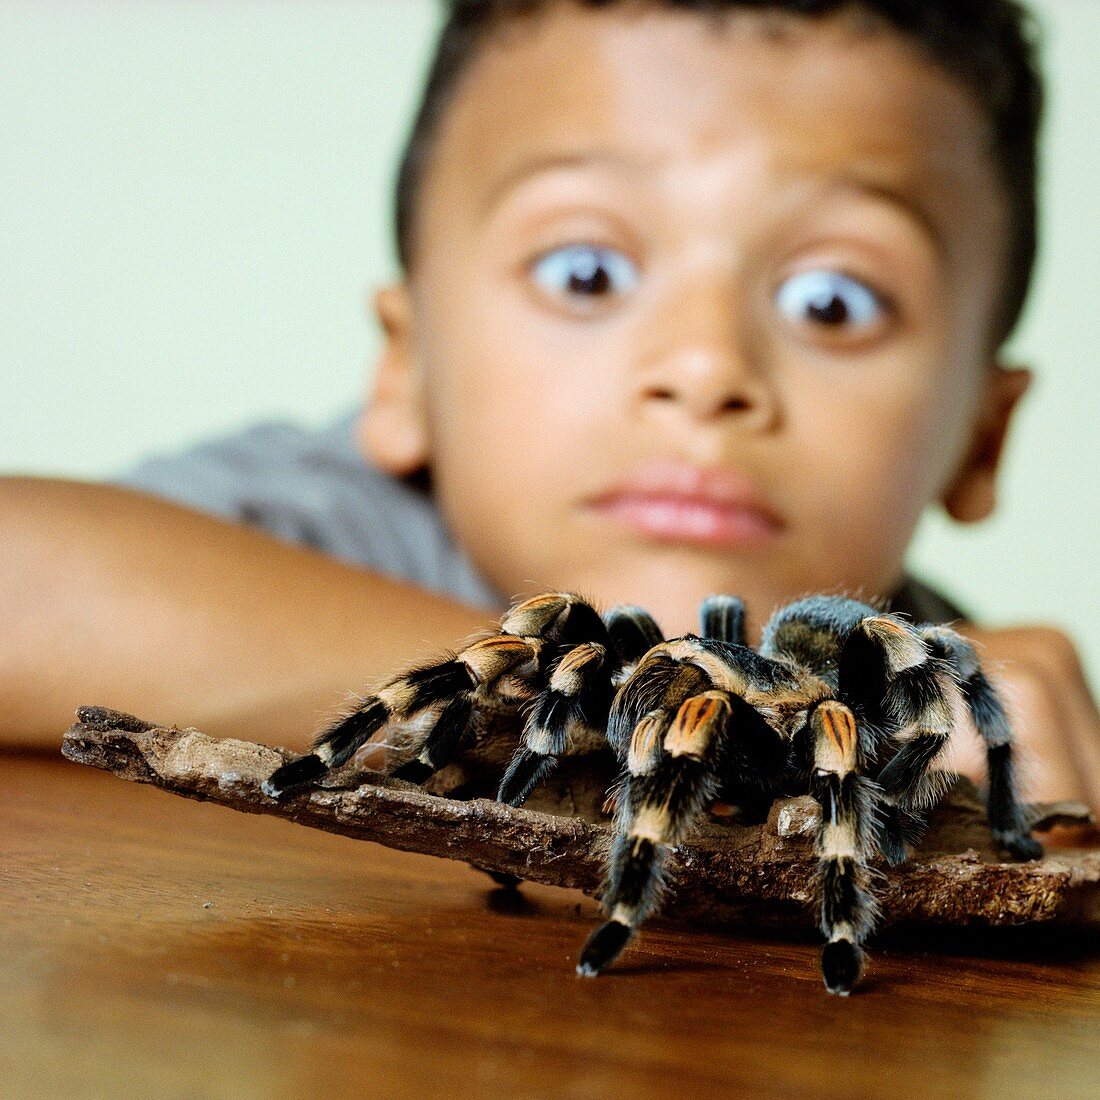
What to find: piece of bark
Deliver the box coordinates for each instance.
[61,706,1100,931]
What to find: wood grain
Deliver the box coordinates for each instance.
[4,754,1098,1099]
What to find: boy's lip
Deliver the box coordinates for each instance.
[585,461,785,550]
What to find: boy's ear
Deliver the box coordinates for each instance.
[357,282,430,477]
[941,364,1031,524]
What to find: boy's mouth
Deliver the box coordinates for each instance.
[585,462,784,550]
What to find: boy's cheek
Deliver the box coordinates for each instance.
[779,437,935,587]
[793,380,961,506]
[429,425,584,562]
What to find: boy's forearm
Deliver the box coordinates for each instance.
[0,477,493,751]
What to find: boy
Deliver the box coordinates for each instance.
[2,0,1097,814]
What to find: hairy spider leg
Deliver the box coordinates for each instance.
[837,613,968,869]
[855,618,957,805]
[404,592,609,784]
[699,594,747,645]
[604,651,704,755]
[579,640,795,976]
[756,602,937,866]
[603,604,665,660]
[696,599,766,814]
[264,590,612,800]
[496,591,594,639]
[830,614,929,862]
[392,591,616,783]
[920,627,1043,860]
[498,640,610,804]
[498,604,664,807]
[388,633,538,782]
[807,699,880,995]
[262,632,537,798]
[766,599,1043,867]
[577,685,727,977]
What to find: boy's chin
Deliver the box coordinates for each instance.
[558,565,790,643]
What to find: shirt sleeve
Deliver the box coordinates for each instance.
[109,411,504,612]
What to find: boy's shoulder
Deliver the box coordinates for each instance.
[110,409,503,611]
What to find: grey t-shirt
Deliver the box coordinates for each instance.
[112,409,963,625]
[113,410,503,611]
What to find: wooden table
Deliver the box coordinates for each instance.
[4,755,1098,1099]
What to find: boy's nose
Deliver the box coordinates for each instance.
[637,348,775,426]
[634,280,778,430]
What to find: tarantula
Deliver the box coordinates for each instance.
[263,591,1042,994]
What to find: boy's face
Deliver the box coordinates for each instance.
[364,3,1026,637]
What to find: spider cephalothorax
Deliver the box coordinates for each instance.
[263,591,1042,995]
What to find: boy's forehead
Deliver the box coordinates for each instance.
[422,3,1003,263]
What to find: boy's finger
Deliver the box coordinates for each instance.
[955,623,1098,811]
[1059,687,1100,816]
[1001,673,1086,807]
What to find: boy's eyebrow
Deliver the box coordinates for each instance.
[479,148,945,258]
[478,149,658,217]
[827,174,946,261]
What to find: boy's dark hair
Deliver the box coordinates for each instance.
[394,0,1044,348]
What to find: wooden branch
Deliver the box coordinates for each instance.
[62,706,1099,931]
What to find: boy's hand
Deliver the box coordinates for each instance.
[951,624,1100,821]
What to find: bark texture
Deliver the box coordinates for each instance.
[62,706,1099,931]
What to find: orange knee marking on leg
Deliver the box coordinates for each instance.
[867,616,907,636]
[665,692,728,759]
[551,643,604,694]
[462,636,533,681]
[500,593,571,635]
[819,701,857,762]
[516,593,568,611]
[556,642,603,675]
[628,714,664,774]
[864,616,927,671]
[467,635,532,657]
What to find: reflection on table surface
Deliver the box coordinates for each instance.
[4,757,1098,1099]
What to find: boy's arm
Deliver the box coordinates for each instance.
[954,623,1100,816]
[0,477,492,751]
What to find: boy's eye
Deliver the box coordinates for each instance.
[775,269,886,331]
[530,244,639,301]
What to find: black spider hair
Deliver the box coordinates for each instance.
[393,0,1045,348]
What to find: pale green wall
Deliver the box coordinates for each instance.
[2,0,1097,678]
